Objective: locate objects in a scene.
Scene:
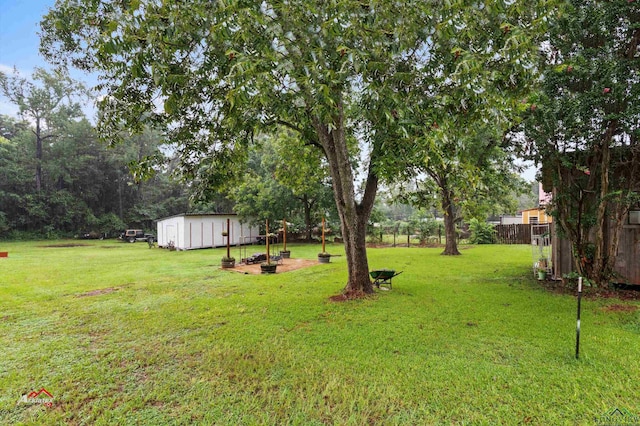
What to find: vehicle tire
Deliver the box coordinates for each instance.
[128,237,136,243]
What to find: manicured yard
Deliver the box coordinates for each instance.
[0,241,638,425]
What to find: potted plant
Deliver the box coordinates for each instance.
[537,257,549,280]
[280,219,291,258]
[221,219,234,268]
[260,219,277,273]
[318,217,331,263]
[221,256,236,268]
[260,261,278,274]
[279,249,291,259]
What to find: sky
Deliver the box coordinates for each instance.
[0,0,57,117]
[0,0,538,181]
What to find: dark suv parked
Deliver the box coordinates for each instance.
[120,229,155,243]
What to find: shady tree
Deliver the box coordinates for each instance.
[41,0,553,296]
[522,0,640,285]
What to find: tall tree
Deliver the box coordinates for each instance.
[41,0,553,296]
[523,0,640,285]
[0,68,85,191]
[226,132,335,239]
[228,137,298,226]
[272,130,335,240]
[407,130,527,255]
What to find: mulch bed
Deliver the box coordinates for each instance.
[538,279,640,300]
[222,258,318,275]
[603,304,639,312]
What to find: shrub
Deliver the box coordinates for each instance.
[468,218,496,244]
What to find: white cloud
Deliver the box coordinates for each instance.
[0,100,20,118]
[0,63,29,76]
[0,64,22,117]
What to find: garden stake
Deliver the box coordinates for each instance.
[283,218,287,252]
[266,219,270,264]
[576,277,582,359]
[322,217,326,253]
[226,218,231,259]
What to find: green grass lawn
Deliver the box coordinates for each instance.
[0,240,638,425]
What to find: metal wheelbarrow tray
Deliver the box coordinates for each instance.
[369,269,403,289]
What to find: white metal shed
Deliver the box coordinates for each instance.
[156,213,259,250]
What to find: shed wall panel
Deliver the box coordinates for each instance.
[156,214,260,250]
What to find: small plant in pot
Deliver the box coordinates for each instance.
[280,219,291,258]
[279,249,291,259]
[318,252,331,263]
[260,261,278,274]
[536,257,549,280]
[260,219,278,273]
[221,256,236,268]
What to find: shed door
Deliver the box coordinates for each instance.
[165,225,177,247]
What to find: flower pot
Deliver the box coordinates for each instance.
[221,259,236,269]
[279,250,291,259]
[538,270,547,280]
[261,263,277,274]
[318,255,330,264]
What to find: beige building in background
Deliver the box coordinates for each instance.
[521,207,553,225]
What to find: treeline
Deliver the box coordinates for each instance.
[0,114,191,239]
[0,67,337,240]
[0,67,533,242]
[0,68,338,241]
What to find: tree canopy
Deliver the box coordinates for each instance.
[523,0,640,285]
[0,67,86,191]
[228,131,335,239]
[41,0,555,296]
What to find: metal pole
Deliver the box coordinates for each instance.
[576,277,582,359]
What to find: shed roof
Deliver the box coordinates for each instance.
[155,213,238,222]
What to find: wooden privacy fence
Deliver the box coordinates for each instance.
[494,224,531,244]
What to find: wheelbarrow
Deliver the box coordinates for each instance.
[369,269,403,289]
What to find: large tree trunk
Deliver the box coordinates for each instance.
[440,179,461,256]
[592,139,610,285]
[312,102,376,296]
[593,121,616,285]
[593,122,639,286]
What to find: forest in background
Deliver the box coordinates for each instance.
[0,105,535,241]
[0,113,196,239]
[0,68,535,241]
